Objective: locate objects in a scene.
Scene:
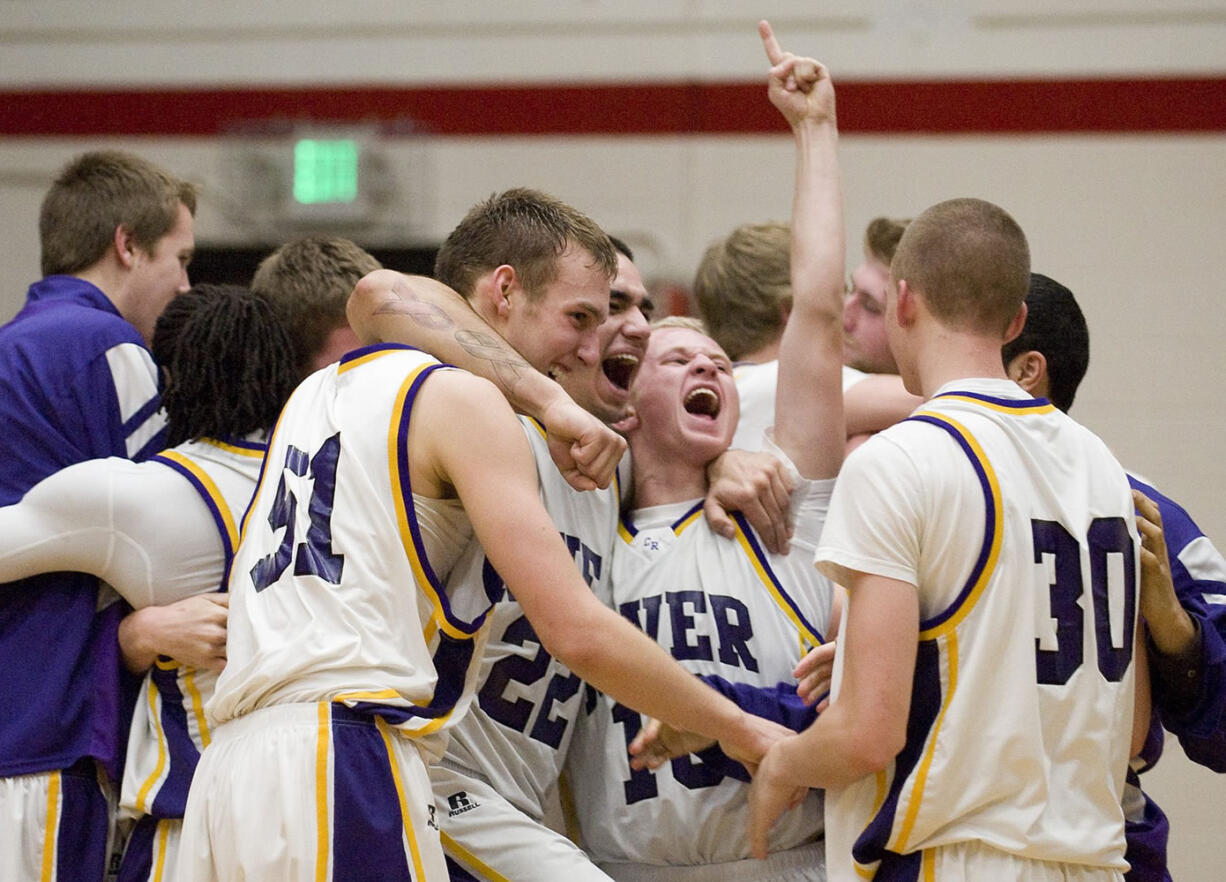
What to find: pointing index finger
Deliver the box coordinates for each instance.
[759,19,784,65]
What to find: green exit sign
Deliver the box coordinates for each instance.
[293,138,359,205]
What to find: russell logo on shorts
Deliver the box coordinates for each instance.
[447,791,481,817]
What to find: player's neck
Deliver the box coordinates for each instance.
[628,441,709,508]
[73,260,125,311]
[915,331,1011,399]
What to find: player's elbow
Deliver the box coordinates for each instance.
[537,616,603,675]
[832,704,907,780]
[531,598,610,677]
[346,270,397,339]
[850,726,906,774]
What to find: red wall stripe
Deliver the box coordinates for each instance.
[1,78,1224,137]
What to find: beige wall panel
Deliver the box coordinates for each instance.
[0,124,1222,877]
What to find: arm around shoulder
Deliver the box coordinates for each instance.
[428,374,785,762]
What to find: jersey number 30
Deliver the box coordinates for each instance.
[1032,516,1136,685]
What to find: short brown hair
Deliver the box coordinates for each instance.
[864,216,910,265]
[692,222,791,361]
[39,150,197,277]
[250,236,381,379]
[433,188,616,301]
[891,198,1029,334]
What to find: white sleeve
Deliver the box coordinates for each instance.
[0,458,226,608]
[841,364,868,390]
[814,432,926,588]
[759,429,835,549]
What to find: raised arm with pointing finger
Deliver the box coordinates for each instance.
[560,19,846,877]
[630,16,847,768]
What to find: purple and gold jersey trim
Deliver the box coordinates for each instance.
[619,501,825,651]
[151,450,239,578]
[731,511,825,650]
[906,411,1003,638]
[336,341,424,374]
[618,500,703,543]
[152,436,266,589]
[851,405,1007,870]
[388,361,489,639]
[931,390,1055,416]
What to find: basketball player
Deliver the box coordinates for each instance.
[428,237,652,882]
[174,195,787,881]
[250,235,380,381]
[999,272,1226,881]
[841,216,908,376]
[749,197,1143,880]
[347,186,807,881]
[0,285,297,881]
[562,22,842,880]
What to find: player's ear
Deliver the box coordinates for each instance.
[1006,350,1046,395]
[490,264,519,318]
[113,224,138,268]
[612,408,639,435]
[894,279,917,326]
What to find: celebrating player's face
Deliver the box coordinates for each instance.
[843,254,896,375]
[559,253,654,424]
[628,326,739,463]
[502,244,611,383]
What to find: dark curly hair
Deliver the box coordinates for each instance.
[152,284,297,446]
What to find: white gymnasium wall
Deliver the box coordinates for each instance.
[2,1,1224,876]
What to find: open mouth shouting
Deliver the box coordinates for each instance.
[683,386,721,419]
[603,352,640,393]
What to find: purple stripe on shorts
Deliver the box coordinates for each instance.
[330,710,417,882]
[56,761,111,880]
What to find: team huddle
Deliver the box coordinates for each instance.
[2,20,1224,882]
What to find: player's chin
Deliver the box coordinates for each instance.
[566,386,627,428]
[592,377,633,424]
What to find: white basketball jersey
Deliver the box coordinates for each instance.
[120,434,267,819]
[815,379,1138,879]
[121,435,266,820]
[441,416,621,818]
[731,360,865,452]
[209,345,489,761]
[568,468,835,866]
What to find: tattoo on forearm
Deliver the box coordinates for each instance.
[455,329,529,392]
[374,279,457,331]
[373,298,455,331]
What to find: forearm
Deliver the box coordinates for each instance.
[768,700,894,791]
[845,374,921,437]
[1145,585,1199,659]
[773,115,845,478]
[548,599,753,748]
[347,269,569,419]
[788,117,844,329]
